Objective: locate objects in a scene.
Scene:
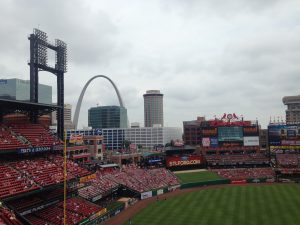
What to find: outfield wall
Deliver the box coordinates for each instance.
[180,179,231,189]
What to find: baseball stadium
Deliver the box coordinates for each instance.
[1,29,300,225]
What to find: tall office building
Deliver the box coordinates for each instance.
[283,95,300,124]
[0,78,52,104]
[143,90,164,127]
[52,104,74,129]
[88,106,128,129]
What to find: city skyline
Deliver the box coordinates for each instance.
[0,0,299,129]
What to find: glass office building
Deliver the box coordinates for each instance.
[88,106,128,129]
[0,78,52,104]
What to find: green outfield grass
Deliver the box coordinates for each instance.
[176,171,222,183]
[123,184,300,225]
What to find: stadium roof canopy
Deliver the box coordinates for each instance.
[0,98,61,116]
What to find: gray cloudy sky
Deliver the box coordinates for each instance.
[0,0,299,129]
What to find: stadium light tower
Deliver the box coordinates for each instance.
[28,28,67,140]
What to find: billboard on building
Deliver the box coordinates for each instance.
[268,125,300,150]
[166,155,202,168]
[202,128,218,137]
[218,126,243,142]
[243,126,259,136]
[69,134,84,144]
[210,138,218,147]
[202,138,210,147]
[243,136,259,146]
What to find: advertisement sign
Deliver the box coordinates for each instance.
[219,142,243,147]
[281,140,300,146]
[166,155,202,167]
[218,127,243,142]
[79,173,96,183]
[18,146,51,154]
[243,136,259,146]
[202,138,210,147]
[53,145,63,151]
[20,200,60,215]
[89,208,107,220]
[157,189,164,195]
[243,126,259,136]
[141,191,152,199]
[210,138,218,147]
[268,125,300,148]
[69,134,84,144]
[92,195,102,202]
[202,128,217,136]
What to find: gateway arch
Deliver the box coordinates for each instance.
[73,75,125,129]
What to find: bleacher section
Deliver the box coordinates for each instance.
[212,168,275,180]
[205,153,269,166]
[0,164,39,199]
[0,206,23,225]
[0,123,62,152]
[0,155,91,199]
[25,197,103,225]
[79,171,119,201]
[276,154,300,167]
[0,125,29,151]
[276,154,300,175]
[10,123,61,147]
[79,165,180,201]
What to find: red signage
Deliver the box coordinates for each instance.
[202,128,217,136]
[166,155,203,167]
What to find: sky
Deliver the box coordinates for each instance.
[0,0,299,129]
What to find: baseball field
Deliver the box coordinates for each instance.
[122,184,300,225]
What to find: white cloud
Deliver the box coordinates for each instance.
[0,0,299,129]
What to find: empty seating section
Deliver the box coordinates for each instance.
[25,197,102,225]
[51,155,91,177]
[0,155,91,199]
[213,168,275,180]
[10,123,61,147]
[11,158,75,187]
[206,153,269,165]
[0,206,23,225]
[0,164,39,199]
[0,125,28,150]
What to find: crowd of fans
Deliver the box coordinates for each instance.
[110,165,180,193]
[276,154,300,167]
[205,153,269,166]
[212,168,275,180]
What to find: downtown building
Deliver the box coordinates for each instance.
[102,127,182,150]
[88,106,128,129]
[51,103,74,129]
[283,95,300,124]
[0,78,52,104]
[143,90,164,127]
